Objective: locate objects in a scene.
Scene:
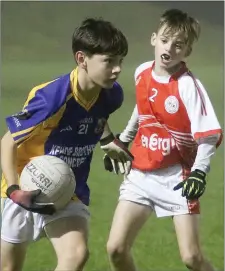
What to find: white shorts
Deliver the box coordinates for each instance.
[119,164,200,218]
[1,198,90,243]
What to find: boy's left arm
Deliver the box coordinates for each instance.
[174,76,223,199]
[174,142,218,199]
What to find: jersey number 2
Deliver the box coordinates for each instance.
[149,88,158,102]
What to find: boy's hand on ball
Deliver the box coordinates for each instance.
[6,184,56,215]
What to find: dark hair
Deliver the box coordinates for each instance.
[72,18,128,57]
[157,9,200,46]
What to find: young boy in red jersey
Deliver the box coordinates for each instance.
[104,9,222,271]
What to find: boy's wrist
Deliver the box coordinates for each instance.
[6,184,20,198]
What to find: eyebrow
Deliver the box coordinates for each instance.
[160,35,186,43]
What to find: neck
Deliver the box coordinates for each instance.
[77,68,101,99]
[153,61,183,77]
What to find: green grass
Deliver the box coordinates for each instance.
[1,2,224,270]
[1,61,224,271]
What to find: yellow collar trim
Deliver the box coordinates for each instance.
[70,68,101,111]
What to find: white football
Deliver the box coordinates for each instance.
[20,155,76,210]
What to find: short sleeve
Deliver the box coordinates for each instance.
[6,78,68,144]
[134,61,154,81]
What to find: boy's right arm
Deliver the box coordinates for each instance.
[119,104,139,144]
[1,80,67,215]
[1,131,18,187]
[1,131,56,215]
[1,131,55,215]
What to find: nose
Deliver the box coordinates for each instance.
[112,65,121,74]
[164,42,173,52]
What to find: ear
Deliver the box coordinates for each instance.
[75,51,87,69]
[151,32,157,46]
[185,47,192,57]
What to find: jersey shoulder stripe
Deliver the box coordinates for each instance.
[6,73,71,143]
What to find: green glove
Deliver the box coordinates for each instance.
[173,169,206,200]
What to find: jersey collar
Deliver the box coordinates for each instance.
[70,68,101,111]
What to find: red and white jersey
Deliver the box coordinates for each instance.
[128,61,222,172]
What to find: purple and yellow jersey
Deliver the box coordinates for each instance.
[1,68,123,205]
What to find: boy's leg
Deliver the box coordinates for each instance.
[154,165,215,271]
[148,164,215,271]
[107,200,152,271]
[1,240,28,271]
[173,214,215,271]
[44,201,90,271]
[1,198,30,271]
[107,169,153,271]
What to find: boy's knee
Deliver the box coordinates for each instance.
[57,245,89,270]
[107,240,129,262]
[76,246,89,264]
[181,252,204,269]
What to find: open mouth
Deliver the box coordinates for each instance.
[161,54,171,61]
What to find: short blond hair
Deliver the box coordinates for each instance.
[157,9,200,47]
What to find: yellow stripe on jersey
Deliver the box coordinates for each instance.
[13,93,73,145]
[70,68,101,111]
[66,93,73,101]
[11,126,35,139]
[23,78,59,109]
[15,132,33,145]
[8,79,61,144]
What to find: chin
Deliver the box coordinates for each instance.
[160,60,178,69]
[103,82,115,89]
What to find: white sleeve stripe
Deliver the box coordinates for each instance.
[187,71,207,116]
[134,61,154,81]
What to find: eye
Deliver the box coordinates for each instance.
[161,39,167,44]
[175,43,183,49]
[104,58,113,63]
[119,58,124,65]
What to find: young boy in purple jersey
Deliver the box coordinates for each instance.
[1,18,132,271]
